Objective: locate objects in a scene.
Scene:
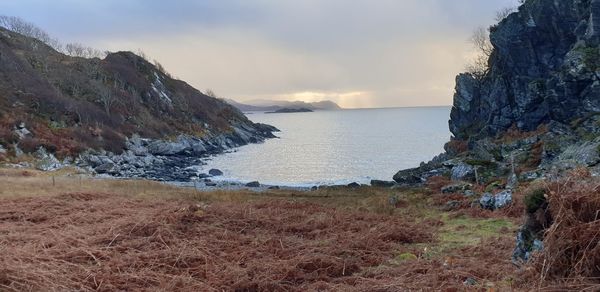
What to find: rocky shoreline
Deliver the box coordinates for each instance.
[21,122,279,182]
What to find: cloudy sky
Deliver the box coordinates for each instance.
[0,0,519,108]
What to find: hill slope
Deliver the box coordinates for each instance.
[0,27,275,160]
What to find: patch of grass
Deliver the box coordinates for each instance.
[418,214,515,258]
[390,252,418,265]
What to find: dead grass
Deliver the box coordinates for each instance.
[519,170,600,290]
[0,167,520,291]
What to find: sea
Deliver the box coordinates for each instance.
[203,106,452,187]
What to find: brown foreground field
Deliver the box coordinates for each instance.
[0,168,523,291]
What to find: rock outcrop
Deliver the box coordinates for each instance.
[394,0,600,266]
[395,0,600,186]
[451,0,600,140]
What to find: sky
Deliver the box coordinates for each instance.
[0,0,520,108]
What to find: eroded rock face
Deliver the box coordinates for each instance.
[450,0,600,140]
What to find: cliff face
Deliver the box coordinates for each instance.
[450,0,600,140]
[0,27,275,159]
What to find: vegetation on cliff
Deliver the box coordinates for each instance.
[0,18,273,160]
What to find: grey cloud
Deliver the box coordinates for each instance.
[0,0,521,108]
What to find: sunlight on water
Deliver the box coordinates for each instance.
[204,107,451,186]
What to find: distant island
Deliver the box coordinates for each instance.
[266,108,314,114]
[225,99,341,112]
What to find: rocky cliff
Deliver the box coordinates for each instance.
[0,27,277,180]
[395,0,600,266]
[451,0,600,140]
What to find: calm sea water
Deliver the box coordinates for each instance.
[204,107,451,186]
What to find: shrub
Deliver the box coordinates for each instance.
[523,188,546,214]
[18,137,57,153]
[524,174,600,288]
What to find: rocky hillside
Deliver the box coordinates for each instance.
[395,0,600,268]
[0,27,277,180]
[396,0,600,184]
[451,0,600,140]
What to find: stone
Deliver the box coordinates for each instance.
[393,167,424,184]
[0,144,6,154]
[463,278,477,286]
[14,144,23,157]
[506,173,519,190]
[347,182,361,188]
[370,180,396,188]
[245,181,260,188]
[479,193,495,210]
[512,227,544,265]
[268,186,280,190]
[15,122,31,139]
[34,147,62,171]
[95,162,116,174]
[451,163,474,181]
[209,169,224,176]
[463,190,475,197]
[494,190,513,209]
[205,182,217,187]
[147,140,189,156]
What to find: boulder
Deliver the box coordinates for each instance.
[209,169,224,176]
[268,186,280,190]
[393,167,423,184]
[95,162,116,174]
[479,193,495,210]
[479,190,513,210]
[34,147,63,171]
[347,182,361,188]
[126,135,149,156]
[494,190,513,209]
[245,181,260,188]
[15,122,31,139]
[0,144,6,154]
[147,139,189,156]
[371,180,396,188]
[451,163,474,181]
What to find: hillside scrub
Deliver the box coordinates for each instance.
[0,168,520,291]
[519,169,600,290]
[0,25,265,159]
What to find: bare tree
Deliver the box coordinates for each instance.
[465,26,494,79]
[153,60,172,78]
[94,83,115,116]
[0,15,106,59]
[0,15,61,51]
[65,43,106,58]
[204,89,218,98]
[136,49,149,61]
